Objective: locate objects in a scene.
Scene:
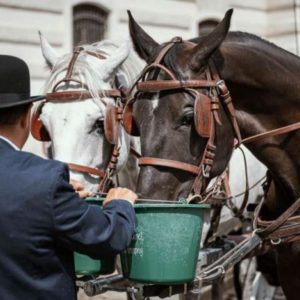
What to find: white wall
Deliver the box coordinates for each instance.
[0,0,298,155]
[0,0,71,154]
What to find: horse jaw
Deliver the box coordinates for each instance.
[39,31,59,69]
[40,100,108,193]
[66,126,133,193]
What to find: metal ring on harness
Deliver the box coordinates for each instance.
[270,238,282,245]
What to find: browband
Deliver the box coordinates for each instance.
[46,90,122,102]
[137,80,218,92]
[139,157,200,175]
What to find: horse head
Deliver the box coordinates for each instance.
[127,10,236,200]
[34,34,143,192]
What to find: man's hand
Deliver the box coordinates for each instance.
[70,179,92,198]
[103,187,138,206]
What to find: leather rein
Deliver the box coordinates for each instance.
[43,46,125,193]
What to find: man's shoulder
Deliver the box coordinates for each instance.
[0,148,70,201]
[15,150,69,181]
[20,150,54,164]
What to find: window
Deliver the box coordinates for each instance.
[73,4,108,46]
[198,20,219,36]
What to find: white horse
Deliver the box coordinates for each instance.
[38,34,144,192]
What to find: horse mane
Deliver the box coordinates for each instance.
[226,31,300,60]
[44,40,144,104]
[227,31,278,47]
[189,30,300,61]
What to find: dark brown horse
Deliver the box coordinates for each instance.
[127,9,300,300]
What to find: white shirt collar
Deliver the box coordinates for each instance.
[0,136,20,151]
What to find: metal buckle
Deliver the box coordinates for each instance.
[202,165,210,178]
[216,80,226,95]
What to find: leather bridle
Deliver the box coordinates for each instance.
[38,46,125,193]
[126,37,242,196]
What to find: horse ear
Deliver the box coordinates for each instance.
[127,10,159,63]
[39,31,59,69]
[190,9,233,72]
[101,41,130,81]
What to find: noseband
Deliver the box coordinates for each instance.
[32,46,126,193]
[124,37,242,196]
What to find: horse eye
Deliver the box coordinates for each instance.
[181,113,194,126]
[92,119,104,135]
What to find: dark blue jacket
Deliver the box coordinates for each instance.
[0,139,136,300]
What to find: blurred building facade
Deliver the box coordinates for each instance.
[0,0,298,153]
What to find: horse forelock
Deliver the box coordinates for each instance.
[153,43,188,81]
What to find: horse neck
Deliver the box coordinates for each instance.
[220,34,300,97]
[218,36,300,209]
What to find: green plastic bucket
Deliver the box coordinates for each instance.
[74,197,116,275]
[121,203,210,284]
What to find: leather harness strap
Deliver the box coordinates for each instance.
[66,46,83,80]
[139,157,200,175]
[86,50,107,60]
[216,80,242,145]
[137,79,218,91]
[208,60,242,145]
[254,197,300,243]
[154,40,179,64]
[46,90,122,102]
[241,122,300,144]
[68,163,106,178]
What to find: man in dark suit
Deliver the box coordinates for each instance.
[0,55,137,300]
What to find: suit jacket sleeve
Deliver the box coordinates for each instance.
[51,164,136,258]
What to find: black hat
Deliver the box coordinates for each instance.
[0,55,44,108]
